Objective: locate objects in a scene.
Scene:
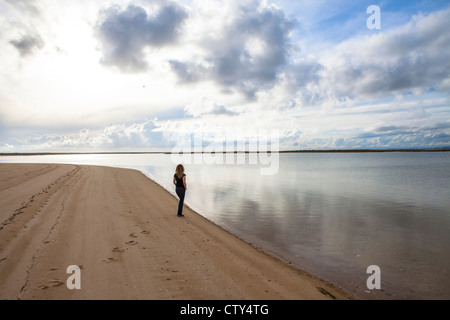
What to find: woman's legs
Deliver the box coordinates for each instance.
[176,187,185,216]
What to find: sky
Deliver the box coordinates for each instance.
[0,0,449,152]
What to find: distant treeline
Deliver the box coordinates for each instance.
[1,148,449,156]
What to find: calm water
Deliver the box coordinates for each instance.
[1,152,449,299]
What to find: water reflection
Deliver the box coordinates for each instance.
[206,179,450,299]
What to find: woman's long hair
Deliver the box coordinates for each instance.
[175,164,185,179]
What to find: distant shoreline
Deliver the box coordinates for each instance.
[1,148,449,156]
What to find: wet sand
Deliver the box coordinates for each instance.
[0,163,352,300]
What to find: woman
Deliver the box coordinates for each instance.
[173,164,187,217]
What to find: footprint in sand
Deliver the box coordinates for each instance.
[141,230,149,234]
[49,265,83,271]
[112,247,125,253]
[49,267,62,271]
[102,257,119,263]
[129,232,138,238]
[125,240,138,245]
[38,279,64,290]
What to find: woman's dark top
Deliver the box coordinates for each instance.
[174,173,186,189]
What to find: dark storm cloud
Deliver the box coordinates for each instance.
[9,34,44,56]
[96,3,187,72]
[170,3,296,98]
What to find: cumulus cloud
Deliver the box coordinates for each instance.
[170,0,296,98]
[89,120,166,149]
[185,97,239,117]
[2,120,168,152]
[347,119,450,149]
[169,3,447,107]
[319,8,450,102]
[96,3,187,72]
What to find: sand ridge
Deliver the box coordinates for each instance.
[0,163,353,300]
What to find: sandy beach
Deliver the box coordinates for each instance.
[0,163,352,300]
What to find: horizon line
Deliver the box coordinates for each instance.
[1,147,449,156]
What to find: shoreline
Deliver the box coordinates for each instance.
[0,163,353,300]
